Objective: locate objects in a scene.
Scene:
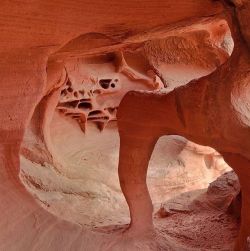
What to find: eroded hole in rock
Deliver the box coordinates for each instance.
[58,100,79,108]
[99,79,112,89]
[88,110,103,116]
[19,18,240,251]
[78,102,92,110]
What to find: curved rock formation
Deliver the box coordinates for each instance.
[0,0,248,251]
[117,1,250,250]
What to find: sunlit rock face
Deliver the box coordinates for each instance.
[1,1,250,251]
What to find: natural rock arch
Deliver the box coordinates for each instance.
[0,0,248,250]
[117,1,250,250]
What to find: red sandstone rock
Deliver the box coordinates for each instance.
[117,1,250,250]
[0,1,249,251]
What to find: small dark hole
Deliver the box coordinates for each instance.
[78,102,92,110]
[88,110,103,116]
[66,79,72,87]
[68,87,73,92]
[61,89,67,96]
[79,90,85,96]
[111,83,115,88]
[99,79,111,89]
[74,92,78,98]
[59,100,78,108]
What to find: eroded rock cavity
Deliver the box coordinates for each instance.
[1,0,249,251]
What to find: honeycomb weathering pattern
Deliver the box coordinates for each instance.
[56,52,162,132]
[1,1,250,251]
[57,76,120,132]
[55,27,231,133]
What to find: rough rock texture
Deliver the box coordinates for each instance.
[155,171,240,251]
[0,0,249,251]
[103,171,240,251]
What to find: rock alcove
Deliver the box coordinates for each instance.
[1,1,250,251]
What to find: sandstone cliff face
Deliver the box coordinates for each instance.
[0,1,250,251]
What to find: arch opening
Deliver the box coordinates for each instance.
[18,18,239,250]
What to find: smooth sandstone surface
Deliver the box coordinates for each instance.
[0,0,250,251]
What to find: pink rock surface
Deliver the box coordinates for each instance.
[0,1,249,251]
